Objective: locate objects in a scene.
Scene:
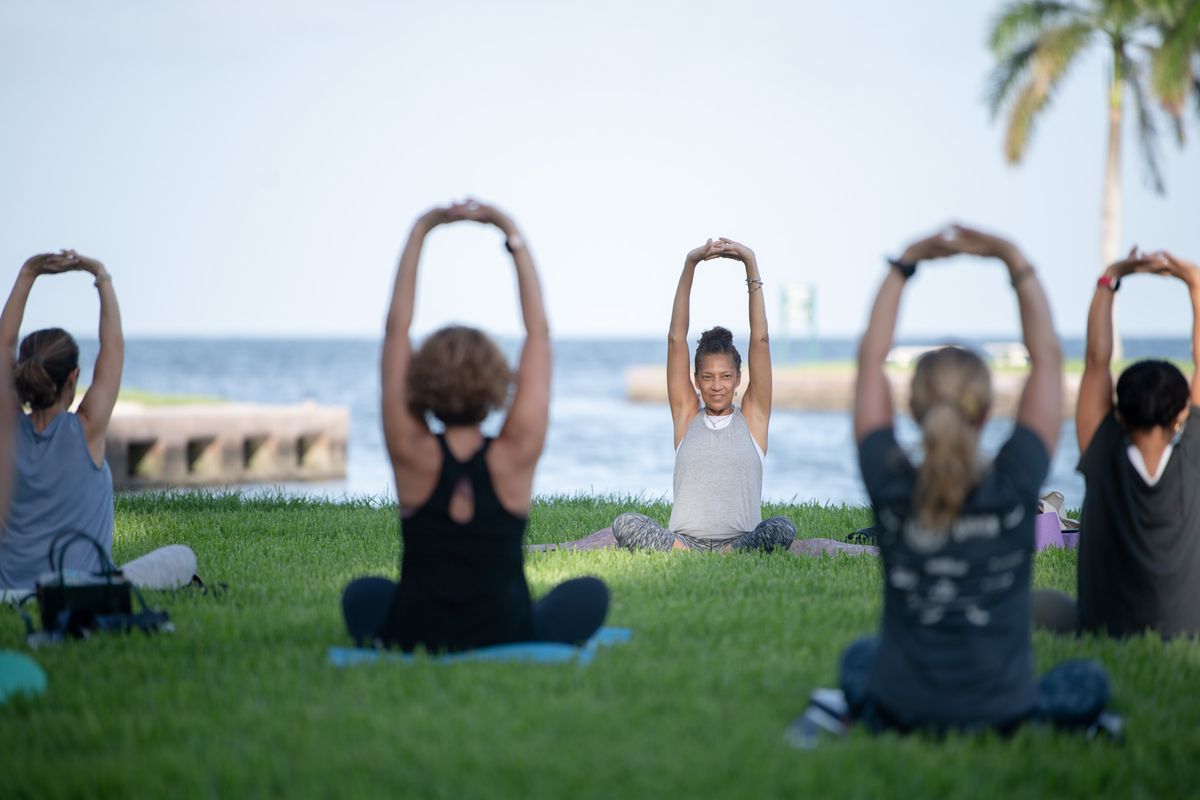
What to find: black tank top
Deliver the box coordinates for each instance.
[381,435,534,652]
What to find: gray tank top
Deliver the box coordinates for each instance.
[0,412,114,589]
[668,407,763,540]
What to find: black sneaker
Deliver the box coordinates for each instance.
[846,526,878,545]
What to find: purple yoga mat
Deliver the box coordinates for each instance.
[1035,511,1064,550]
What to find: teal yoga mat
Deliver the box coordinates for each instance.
[0,651,47,703]
[328,626,632,667]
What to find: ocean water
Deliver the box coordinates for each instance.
[79,336,1191,509]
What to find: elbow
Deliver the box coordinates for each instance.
[1033,339,1064,373]
[856,338,882,367]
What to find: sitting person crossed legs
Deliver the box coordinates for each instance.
[613,238,795,553]
[826,225,1113,735]
[0,252,196,596]
[1034,249,1200,638]
[341,201,608,651]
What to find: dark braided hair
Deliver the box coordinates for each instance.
[694,326,741,373]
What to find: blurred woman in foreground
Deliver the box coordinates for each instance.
[838,225,1110,734]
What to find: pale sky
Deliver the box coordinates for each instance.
[3,1,1198,341]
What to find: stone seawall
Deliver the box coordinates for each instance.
[625,365,1082,417]
[105,401,348,489]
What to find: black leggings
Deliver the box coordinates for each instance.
[839,636,1110,734]
[341,575,610,649]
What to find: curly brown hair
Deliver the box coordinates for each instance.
[408,325,513,426]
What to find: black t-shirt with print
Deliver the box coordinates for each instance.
[858,425,1049,727]
[1077,407,1200,638]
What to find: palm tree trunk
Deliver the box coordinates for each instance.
[1102,55,1124,362]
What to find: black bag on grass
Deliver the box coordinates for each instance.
[21,530,171,643]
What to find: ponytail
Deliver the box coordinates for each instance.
[14,328,79,410]
[915,402,981,532]
[909,348,992,536]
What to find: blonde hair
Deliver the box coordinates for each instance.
[408,325,512,426]
[909,347,992,533]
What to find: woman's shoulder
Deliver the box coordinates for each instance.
[18,410,83,438]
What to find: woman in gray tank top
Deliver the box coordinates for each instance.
[612,238,795,552]
[0,251,195,595]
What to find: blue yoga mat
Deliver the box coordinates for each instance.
[0,651,47,703]
[328,626,632,667]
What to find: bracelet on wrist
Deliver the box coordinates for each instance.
[887,257,917,279]
[504,234,526,254]
[745,278,764,294]
[1096,274,1120,293]
[94,272,112,288]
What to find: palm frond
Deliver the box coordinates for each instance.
[988,0,1085,55]
[1099,0,1145,30]
[1149,0,1200,117]
[1126,56,1167,192]
[1002,22,1095,162]
[987,43,1039,117]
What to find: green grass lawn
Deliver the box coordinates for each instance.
[2,493,1198,798]
[116,388,225,406]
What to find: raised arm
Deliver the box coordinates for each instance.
[1,253,74,370]
[854,232,958,443]
[73,254,123,455]
[1159,252,1200,407]
[1002,241,1062,454]
[668,241,718,447]
[946,226,1063,453]
[474,205,552,466]
[381,206,451,462]
[712,238,772,452]
[1076,249,1158,452]
[0,353,12,521]
[854,271,905,443]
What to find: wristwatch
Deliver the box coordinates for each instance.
[505,234,526,254]
[1097,274,1120,292]
[888,257,917,279]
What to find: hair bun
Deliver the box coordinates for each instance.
[699,326,734,347]
[13,358,59,410]
[14,327,79,410]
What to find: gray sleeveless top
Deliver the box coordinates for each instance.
[668,407,763,540]
[0,412,114,589]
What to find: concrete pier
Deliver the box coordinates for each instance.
[625,365,1083,417]
[105,401,348,489]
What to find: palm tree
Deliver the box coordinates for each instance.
[987,1,1200,275]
